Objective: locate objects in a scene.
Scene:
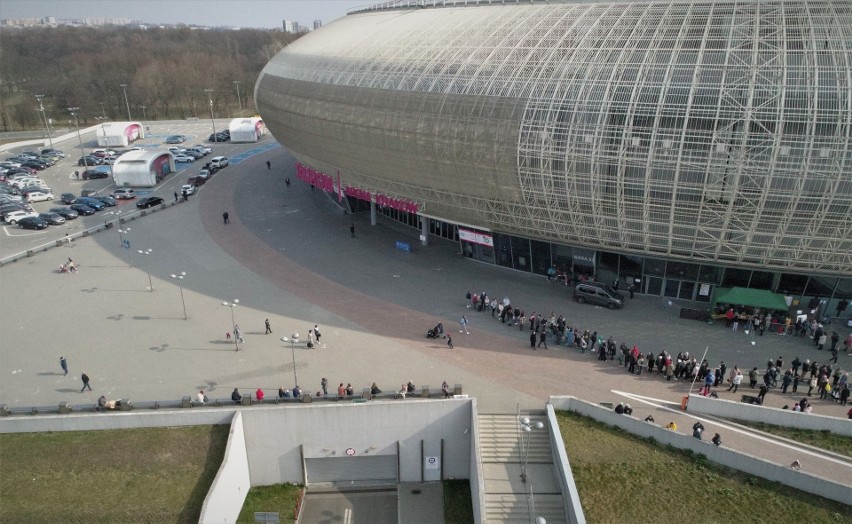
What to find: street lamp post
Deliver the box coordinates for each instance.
[68,107,88,167]
[34,95,53,147]
[170,272,187,320]
[233,81,242,113]
[222,300,240,350]
[137,248,153,291]
[140,105,146,120]
[281,334,300,386]
[100,101,107,119]
[204,89,217,141]
[118,227,132,266]
[120,83,132,120]
[518,415,546,524]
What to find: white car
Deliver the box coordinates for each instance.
[25,191,55,203]
[3,210,38,224]
[209,156,228,168]
[0,161,21,169]
[180,184,195,196]
[173,154,195,163]
[112,188,136,200]
[11,178,44,189]
[168,147,186,154]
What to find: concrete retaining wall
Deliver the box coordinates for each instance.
[0,407,235,433]
[687,394,852,436]
[241,398,472,486]
[549,396,852,506]
[546,404,586,524]
[469,398,486,524]
[199,412,251,524]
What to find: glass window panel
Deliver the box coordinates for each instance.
[552,244,573,275]
[698,265,722,283]
[805,276,837,297]
[647,277,662,295]
[493,233,513,269]
[778,273,808,295]
[722,268,751,288]
[679,281,695,300]
[664,279,679,298]
[644,258,666,277]
[530,240,551,275]
[665,261,699,280]
[619,255,643,281]
[511,236,531,272]
[749,271,774,290]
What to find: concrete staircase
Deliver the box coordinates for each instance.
[478,413,567,523]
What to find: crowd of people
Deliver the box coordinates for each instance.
[219,378,455,405]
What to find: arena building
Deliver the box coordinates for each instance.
[255,0,851,314]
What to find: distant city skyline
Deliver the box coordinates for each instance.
[1,0,372,29]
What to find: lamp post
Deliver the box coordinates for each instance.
[140,105,146,120]
[222,300,239,350]
[34,95,54,147]
[68,107,88,167]
[137,248,153,291]
[120,83,132,120]
[118,227,132,266]
[204,89,217,142]
[233,81,242,113]
[170,272,187,320]
[281,334,300,386]
[100,101,107,119]
[518,415,546,524]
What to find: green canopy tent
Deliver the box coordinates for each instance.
[713,287,789,311]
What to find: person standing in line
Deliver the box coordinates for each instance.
[223,211,229,224]
[321,377,328,396]
[60,356,68,376]
[313,325,321,345]
[265,319,272,335]
[529,330,537,349]
[350,224,355,238]
[459,315,470,334]
[538,329,548,349]
[80,372,92,392]
[266,160,271,170]
[727,367,742,393]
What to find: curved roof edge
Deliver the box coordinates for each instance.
[348,0,641,16]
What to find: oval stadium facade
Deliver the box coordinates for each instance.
[256,0,852,302]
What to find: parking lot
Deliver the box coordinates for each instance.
[0,120,260,259]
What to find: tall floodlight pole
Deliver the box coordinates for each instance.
[140,105,146,120]
[170,272,187,320]
[205,89,217,141]
[68,107,88,167]
[222,300,240,351]
[137,248,153,292]
[34,95,54,147]
[120,83,132,120]
[233,81,242,113]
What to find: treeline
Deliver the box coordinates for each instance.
[0,25,298,131]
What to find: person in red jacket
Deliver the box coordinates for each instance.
[255,388,265,402]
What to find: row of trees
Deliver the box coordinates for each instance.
[0,25,299,132]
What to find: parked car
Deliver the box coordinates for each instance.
[112,188,136,200]
[165,135,186,144]
[49,207,79,219]
[209,156,229,169]
[78,156,102,166]
[191,144,211,154]
[21,160,48,170]
[25,191,54,203]
[3,210,39,224]
[75,197,105,211]
[0,161,22,169]
[92,195,117,207]
[167,146,186,154]
[136,196,165,209]
[82,170,109,180]
[41,148,66,158]
[187,176,206,187]
[173,154,195,163]
[38,212,66,225]
[61,193,77,204]
[573,282,625,309]
[81,188,98,197]
[184,150,204,160]
[7,167,37,176]
[20,151,42,158]
[101,155,119,165]
[0,202,28,214]
[17,216,49,230]
[69,203,96,216]
[91,149,116,158]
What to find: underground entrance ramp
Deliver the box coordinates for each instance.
[298,487,397,524]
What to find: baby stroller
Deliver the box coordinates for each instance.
[426,322,445,339]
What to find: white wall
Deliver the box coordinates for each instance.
[687,394,852,436]
[468,398,486,524]
[549,396,852,506]
[546,403,586,524]
[240,399,472,486]
[0,409,235,433]
[199,412,251,524]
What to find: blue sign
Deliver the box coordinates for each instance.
[395,241,411,253]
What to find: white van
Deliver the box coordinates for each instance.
[209,156,229,169]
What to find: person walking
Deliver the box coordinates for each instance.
[265,319,272,334]
[234,325,244,344]
[538,329,548,349]
[223,211,229,224]
[459,315,470,334]
[529,330,537,349]
[727,367,742,393]
[446,334,453,349]
[321,377,328,396]
[313,325,321,345]
[80,372,92,392]
[350,224,355,238]
[60,356,68,376]
[628,283,635,299]
[266,160,271,170]
[174,191,179,202]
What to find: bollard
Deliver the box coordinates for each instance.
[241,395,252,406]
[119,400,132,411]
[362,388,372,401]
[0,404,9,416]
[421,386,430,398]
[58,402,72,414]
[301,393,312,403]
[27,250,34,257]
[181,396,192,408]
[454,384,463,395]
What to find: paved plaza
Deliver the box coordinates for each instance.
[0,135,850,487]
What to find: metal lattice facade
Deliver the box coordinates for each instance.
[255,0,852,276]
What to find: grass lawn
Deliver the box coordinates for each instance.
[0,425,228,522]
[443,479,474,523]
[556,411,851,524]
[236,483,302,523]
[728,420,852,457]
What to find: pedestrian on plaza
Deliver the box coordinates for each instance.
[727,367,742,393]
[80,372,92,392]
[321,377,328,396]
[538,329,548,349]
[350,224,355,238]
[337,383,346,397]
[75,170,80,179]
[197,390,208,404]
[748,367,758,388]
[459,315,470,334]
[757,384,768,404]
[711,433,722,446]
[692,422,705,439]
[234,325,244,344]
[256,388,265,402]
[628,283,635,299]
[174,191,179,202]
[60,356,68,376]
[446,334,453,349]
[285,177,291,187]
[266,160,271,170]
[313,325,321,345]
[223,211,229,224]
[265,319,272,334]
[530,330,537,349]
[231,388,242,403]
[442,381,452,398]
[808,375,818,396]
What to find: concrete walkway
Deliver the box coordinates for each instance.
[0,139,850,492]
